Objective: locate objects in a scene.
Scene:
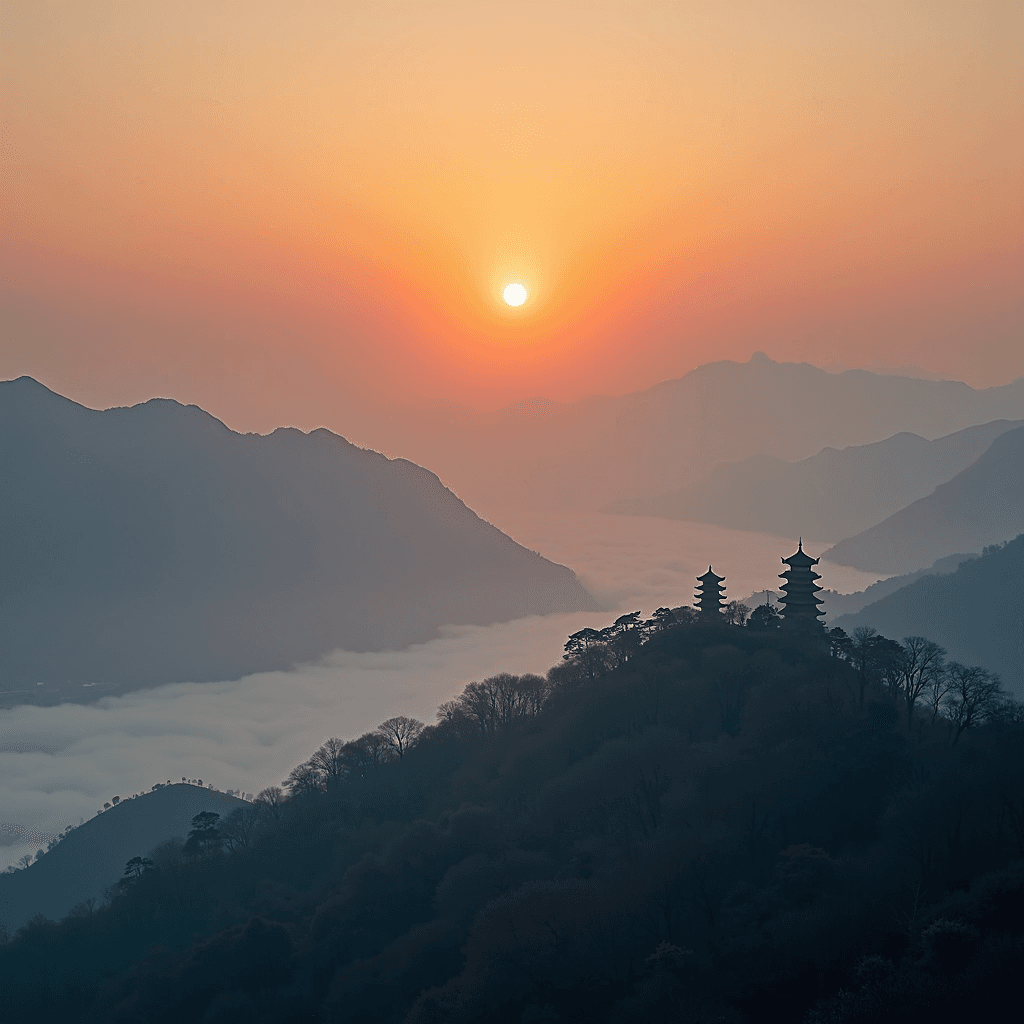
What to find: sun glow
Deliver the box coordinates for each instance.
[503,283,528,306]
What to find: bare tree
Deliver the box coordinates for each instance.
[310,737,349,788]
[283,760,326,798]
[897,636,946,731]
[923,667,952,725]
[255,785,285,820]
[337,732,397,780]
[377,716,425,759]
[220,804,264,851]
[438,674,553,738]
[944,663,1005,744]
[723,602,751,627]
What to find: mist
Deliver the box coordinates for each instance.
[0,513,879,869]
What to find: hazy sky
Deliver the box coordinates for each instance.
[2,1,1022,431]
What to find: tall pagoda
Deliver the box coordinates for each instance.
[695,566,726,617]
[778,541,825,632]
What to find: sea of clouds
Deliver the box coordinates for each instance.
[0,514,879,869]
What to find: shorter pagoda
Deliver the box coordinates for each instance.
[695,566,726,617]
[778,541,825,632]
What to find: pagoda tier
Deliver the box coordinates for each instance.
[778,541,825,631]
[695,566,726,617]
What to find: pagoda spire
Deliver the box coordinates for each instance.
[695,565,726,617]
[778,542,825,632]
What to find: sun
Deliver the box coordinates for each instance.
[503,282,528,306]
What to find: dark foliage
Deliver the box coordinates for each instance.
[2,619,1021,1024]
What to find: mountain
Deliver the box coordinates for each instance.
[736,552,978,621]
[0,377,596,694]
[833,535,1024,694]
[364,353,1024,517]
[0,784,247,933]
[607,421,1022,542]
[817,553,979,619]
[825,425,1024,574]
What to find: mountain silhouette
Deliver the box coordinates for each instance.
[0,378,596,693]
[833,535,1024,695]
[607,420,1021,541]
[737,552,978,622]
[365,353,1024,516]
[824,425,1024,574]
[0,784,247,933]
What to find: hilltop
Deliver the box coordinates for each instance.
[0,784,247,933]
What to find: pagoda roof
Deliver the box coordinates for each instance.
[781,539,819,568]
[696,566,725,583]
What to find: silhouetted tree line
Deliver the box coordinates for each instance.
[1,614,1022,1023]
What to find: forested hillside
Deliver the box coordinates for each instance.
[2,616,1021,1023]
[835,535,1024,694]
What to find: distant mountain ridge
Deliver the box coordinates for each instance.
[736,552,978,622]
[366,353,1024,516]
[607,420,1021,542]
[825,425,1024,574]
[0,784,246,933]
[0,377,597,693]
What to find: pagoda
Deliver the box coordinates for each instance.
[778,540,825,632]
[695,566,726,617]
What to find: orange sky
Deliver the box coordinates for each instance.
[2,0,1022,431]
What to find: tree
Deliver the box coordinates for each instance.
[828,627,852,660]
[120,856,154,889]
[438,675,551,737]
[724,602,751,627]
[671,605,698,626]
[255,786,284,820]
[849,627,878,706]
[377,716,425,759]
[601,612,645,668]
[220,805,263,852]
[309,737,349,789]
[647,607,679,634]
[284,760,326,798]
[923,666,952,725]
[944,663,1005,744]
[897,636,946,731]
[183,811,223,858]
[747,604,780,631]
[563,627,608,681]
[16,854,33,871]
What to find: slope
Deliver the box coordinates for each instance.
[0,784,246,933]
[0,377,597,695]
[608,420,1021,542]
[833,534,1024,694]
[824,425,1024,574]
